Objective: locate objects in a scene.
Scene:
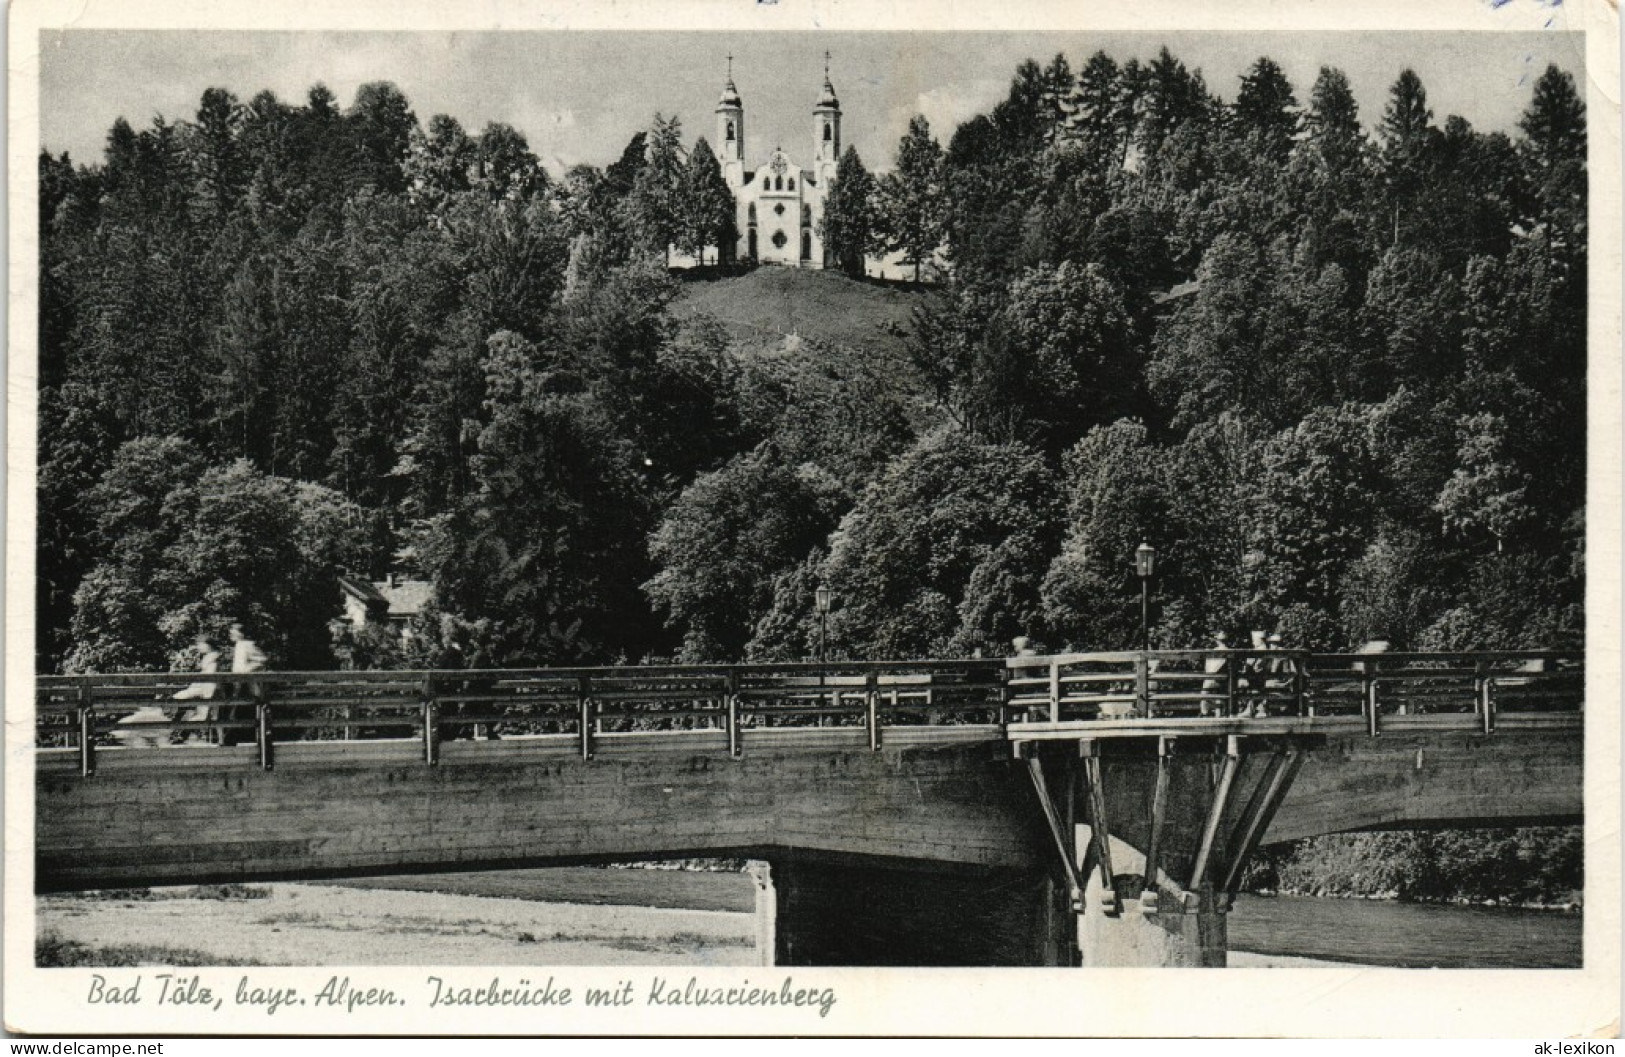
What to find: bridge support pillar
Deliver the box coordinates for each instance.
[1073,854,1228,967]
[1018,733,1311,968]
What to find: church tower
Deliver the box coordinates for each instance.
[812,52,841,185]
[716,57,745,189]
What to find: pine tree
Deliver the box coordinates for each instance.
[1518,64,1586,171]
[1071,51,1123,164]
[1233,57,1299,164]
[820,146,877,277]
[190,87,245,222]
[345,82,418,195]
[876,116,945,282]
[625,114,686,263]
[680,137,736,264]
[1040,53,1075,139]
[1138,47,1210,162]
[1306,66,1363,172]
[1378,68,1435,244]
[1517,64,1586,238]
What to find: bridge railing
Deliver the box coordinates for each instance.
[33,659,1008,772]
[1001,649,1581,730]
[35,650,1581,772]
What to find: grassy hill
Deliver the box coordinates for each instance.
[671,266,941,359]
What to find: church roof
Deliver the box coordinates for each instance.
[718,75,742,109]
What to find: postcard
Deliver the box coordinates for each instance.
[6,0,1619,1038]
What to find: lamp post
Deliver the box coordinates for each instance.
[815,586,833,667]
[1134,542,1157,652]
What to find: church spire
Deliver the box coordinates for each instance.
[816,50,839,110]
[716,55,745,184]
[813,52,841,168]
[718,54,742,108]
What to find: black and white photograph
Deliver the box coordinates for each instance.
[6,0,1620,1039]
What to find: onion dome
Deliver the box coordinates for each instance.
[815,76,839,111]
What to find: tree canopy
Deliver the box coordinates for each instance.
[38,55,1585,678]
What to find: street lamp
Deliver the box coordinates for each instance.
[1134,542,1157,652]
[815,586,833,667]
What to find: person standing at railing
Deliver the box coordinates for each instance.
[1241,629,1269,716]
[218,623,267,747]
[1201,631,1231,716]
[171,634,221,744]
[1262,631,1298,715]
[1354,636,1391,666]
[1009,636,1042,722]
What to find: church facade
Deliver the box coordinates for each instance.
[712,66,842,268]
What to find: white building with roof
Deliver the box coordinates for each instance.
[675,60,943,281]
[713,62,842,268]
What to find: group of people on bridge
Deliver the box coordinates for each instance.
[111,623,266,748]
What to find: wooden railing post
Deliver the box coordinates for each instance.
[998,665,1013,731]
[256,700,274,770]
[865,671,881,751]
[1365,667,1380,737]
[1480,661,1496,735]
[77,681,95,777]
[578,674,594,760]
[726,668,741,758]
[422,673,440,765]
[1224,661,1238,719]
[1294,652,1309,717]
[1136,653,1152,718]
[1048,659,1061,723]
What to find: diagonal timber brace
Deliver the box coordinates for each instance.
[1139,736,1172,907]
[1220,747,1305,903]
[1077,740,1120,914]
[1187,736,1241,894]
[1022,747,1087,911]
[1018,731,1313,964]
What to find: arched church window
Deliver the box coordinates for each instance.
[801,230,812,260]
[726,121,735,141]
[747,202,757,224]
[774,176,783,191]
[801,204,812,226]
[788,178,795,190]
[823,124,832,142]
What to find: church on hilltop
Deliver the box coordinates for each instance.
[673,59,932,280]
[712,59,842,269]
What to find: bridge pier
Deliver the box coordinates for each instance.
[1019,732,1309,968]
[1074,881,1227,967]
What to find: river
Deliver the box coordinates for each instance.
[1229,893,1583,968]
[337,867,1584,969]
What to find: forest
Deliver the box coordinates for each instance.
[38,50,1586,685]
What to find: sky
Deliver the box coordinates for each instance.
[37,30,1586,174]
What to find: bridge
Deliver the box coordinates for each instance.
[34,649,1583,966]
